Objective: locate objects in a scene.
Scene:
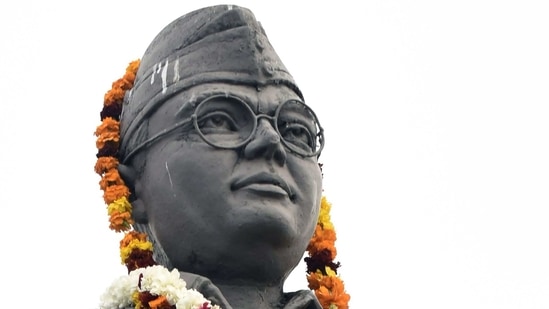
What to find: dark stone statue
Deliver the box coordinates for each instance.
[115,5,325,308]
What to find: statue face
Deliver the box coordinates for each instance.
[133,83,322,278]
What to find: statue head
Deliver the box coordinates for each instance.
[115,5,324,284]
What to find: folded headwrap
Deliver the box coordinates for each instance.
[119,4,302,160]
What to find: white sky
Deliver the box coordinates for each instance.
[1,1,548,308]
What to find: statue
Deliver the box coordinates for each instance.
[94,5,349,309]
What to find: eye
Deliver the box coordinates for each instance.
[280,122,314,150]
[198,111,238,133]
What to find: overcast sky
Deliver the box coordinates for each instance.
[1,1,548,308]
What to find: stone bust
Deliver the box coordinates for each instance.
[99,5,329,309]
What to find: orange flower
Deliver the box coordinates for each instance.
[94,157,119,175]
[104,87,125,106]
[126,59,140,78]
[95,118,121,149]
[315,285,333,308]
[148,295,171,309]
[112,78,132,92]
[307,225,337,259]
[99,169,125,191]
[306,272,321,290]
[308,273,350,309]
[120,231,149,248]
[109,211,133,232]
[103,184,130,204]
[96,133,119,149]
[95,118,120,137]
[329,278,350,309]
[310,224,337,245]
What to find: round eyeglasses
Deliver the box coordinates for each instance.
[192,95,324,157]
[122,94,324,163]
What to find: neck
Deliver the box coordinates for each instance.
[215,282,286,309]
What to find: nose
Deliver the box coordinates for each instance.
[243,118,287,165]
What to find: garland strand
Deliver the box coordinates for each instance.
[95,59,157,272]
[306,196,351,309]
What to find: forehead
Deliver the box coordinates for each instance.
[146,83,303,134]
[169,83,302,114]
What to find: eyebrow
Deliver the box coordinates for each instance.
[175,90,259,117]
[175,101,195,118]
[175,92,206,118]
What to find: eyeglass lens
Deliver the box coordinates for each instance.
[193,96,323,156]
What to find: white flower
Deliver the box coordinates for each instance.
[99,265,219,309]
[137,265,187,304]
[176,289,214,309]
[99,274,138,309]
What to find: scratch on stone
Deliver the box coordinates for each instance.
[150,63,156,84]
[173,58,180,83]
[165,161,175,196]
[161,59,168,94]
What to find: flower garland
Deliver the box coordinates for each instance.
[95,60,350,309]
[100,265,220,309]
[95,60,209,309]
[305,196,351,309]
[95,59,157,272]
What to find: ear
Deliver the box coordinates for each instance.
[118,163,148,224]
[130,199,148,224]
[118,163,137,193]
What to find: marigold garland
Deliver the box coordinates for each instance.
[96,60,175,309]
[96,61,350,309]
[95,59,153,263]
[95,59,140,236]
[306,196,351,309]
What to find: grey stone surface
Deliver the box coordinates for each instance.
[118,5,324,308]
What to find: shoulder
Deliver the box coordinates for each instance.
[283,290,323,309]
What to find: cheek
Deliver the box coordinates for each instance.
[147,141,239,210]
[291,157,322,192]
[288,158,323,218]
[141,142,239,229]
[167,143,237,188]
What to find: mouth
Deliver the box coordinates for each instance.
[231,172,295,199]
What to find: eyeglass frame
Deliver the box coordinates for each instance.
[122,94,324,164]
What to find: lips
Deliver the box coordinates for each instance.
[231,171,294,198]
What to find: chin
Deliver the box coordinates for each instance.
[240,219,297,245]
[229,207,301,246]
[199,239,308,284]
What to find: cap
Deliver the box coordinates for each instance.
[119,4,302,159]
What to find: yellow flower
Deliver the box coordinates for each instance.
[325,266,336,277]
[120,238,153,263]
[107,197,132,215]
[120,231,150,248]
[132,291,142,309]
[319,196,334,230]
